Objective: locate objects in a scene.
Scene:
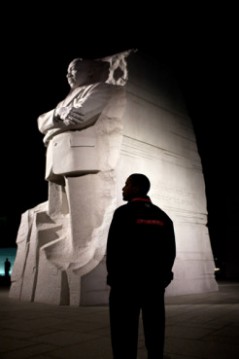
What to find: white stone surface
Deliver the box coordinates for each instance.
[9,50,218,306]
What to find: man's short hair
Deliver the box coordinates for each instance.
[128,173,151,195]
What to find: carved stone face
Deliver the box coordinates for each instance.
[66,59,93,89]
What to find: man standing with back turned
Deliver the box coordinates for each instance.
[106,173,176,359]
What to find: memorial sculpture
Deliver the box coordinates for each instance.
[10,49,218,306]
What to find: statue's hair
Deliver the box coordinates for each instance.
[69,58,109,82]
[71,58,109,71]
[69,50,134,86]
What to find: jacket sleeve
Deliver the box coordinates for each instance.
[37,109,57,135]
[106,208,123,286]
[162,218,176,287]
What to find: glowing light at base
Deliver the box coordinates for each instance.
[0,248,16,276]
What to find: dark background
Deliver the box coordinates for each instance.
[0,7,238,278]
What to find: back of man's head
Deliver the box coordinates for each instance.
[128,173,150,195]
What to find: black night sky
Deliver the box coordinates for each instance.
[0,8,238,278]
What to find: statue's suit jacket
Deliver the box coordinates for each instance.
[37,83,125,183]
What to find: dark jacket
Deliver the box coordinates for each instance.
[106,196,176,288]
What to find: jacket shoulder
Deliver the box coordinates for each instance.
[151,203,173,222]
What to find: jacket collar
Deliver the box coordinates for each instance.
[130,196,151,203]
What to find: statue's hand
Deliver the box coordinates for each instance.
[63,108,86,126]
[55,107,85,126]
[55,107,72,122]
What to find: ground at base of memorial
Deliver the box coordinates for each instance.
[0,280,239,359]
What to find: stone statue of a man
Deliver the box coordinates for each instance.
[36,56,127,273]
[10,51,131,305]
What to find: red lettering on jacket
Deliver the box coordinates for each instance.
[136,219,165,226]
